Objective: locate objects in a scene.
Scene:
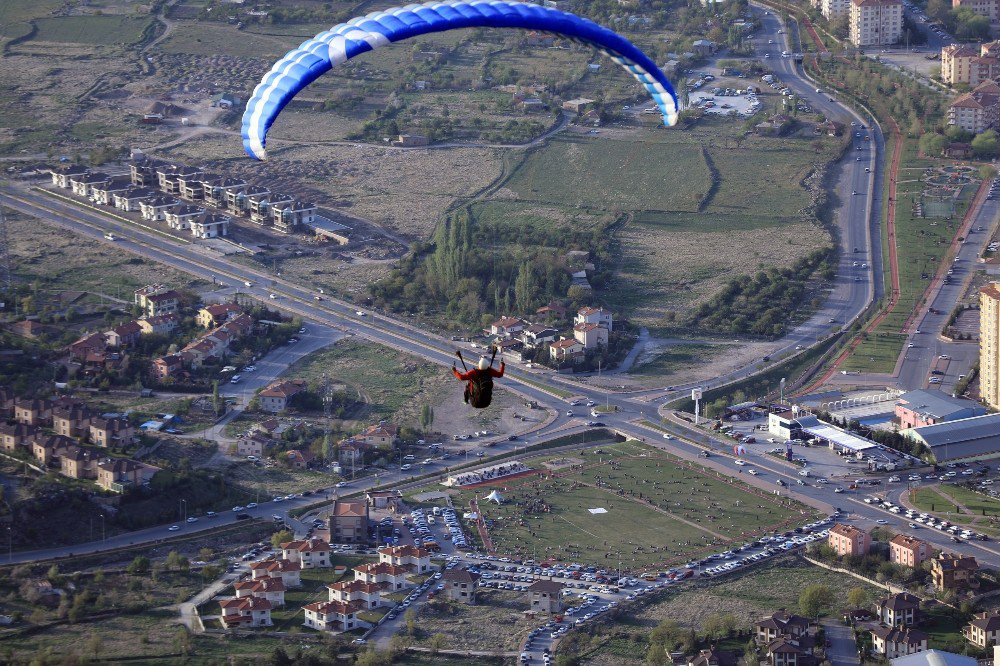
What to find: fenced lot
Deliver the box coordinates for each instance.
[445,440,811,570]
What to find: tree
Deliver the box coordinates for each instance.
[800,583,834,619]
[429,632,446,654]
[165,550,189,572]
[972,130,1000,158]
[646,643,669,664]
[979,165,997,181]
[918,132,946,157]
[127,556,150,575]
[847,586,869,608]
[201,565,222,581]
[271,529,294,548]
[198,547,215,562]
[87,633,104,660]
[404,607,417,636]
[420,404,434,429]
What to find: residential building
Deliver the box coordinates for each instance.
[280,538,331,569]
[329,499,369,544]
[176,172,205,201]
[575,306,613,331]
[113,187,156,212]
[196,303,243,329]
[952,0,1000,21]
[828,523,871,556]
[948,82,1000,134]
[849,0,903,47]
[931,553,979,591]
[822,0,851,18]
[536,302,569,322]
[941,45,980,85]
[871,626,928,659]
[0,386,13,419]
[0,423,37,453]
[302,600,369,633]
[441,569,480,604]
[902,413,1000,462]
[155,164,202,195]
[129,157,165,187]
[236,433,273,457]
[687,649,738,666]
[59,446,100,480]
[96,458,159,493]
[138,196,179,222]
[889,535,929,568]
[963,610,1000,648]
[258,379,308,413]
[982,283,1000,410]
[250,559,302,587]
[220,596,273,628]
[490,316,526,338]
[226,184,269,216]
[104,321,142,348]
[139,314,180,336]
[190,213,230,239]
[286,448,315,469]
[378,545,434,573]
[30,434,76,465]
[573,322,608,349]
[327,580,382,608]
[51,406,93,438]
[134,285,180,317]
[358,423,398,449]
[894,390,987,429]
[876,593,921,627]
[152,354,184,379]
[891,650,978,666]
[763,636,815,666]
[271,200,316,233]
[49,163,89,189]
[249,191,292,225]
[69,172,109,198]
[520,324,558,348]
[234,575,286,607]
[68,333,107,362]
[352,562,410,591]
[526,580,563,613]
[14,397,52,426]
[164,204,205,231]
[89,418,136,448]
[201,176,247,208]
[550,337,585,364]
[756,610,811,643]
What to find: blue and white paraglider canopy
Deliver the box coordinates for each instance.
[242,0,680,160]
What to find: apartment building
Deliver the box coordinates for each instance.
[849,0,903,47]
[828,523,871,556]
[948,81,1000,134]
[952,0,1000,21]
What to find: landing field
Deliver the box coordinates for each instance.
[443,440,812,570]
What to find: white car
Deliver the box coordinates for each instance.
[735,460,746,466]
[269,293,277,299]
[748,469,758,475]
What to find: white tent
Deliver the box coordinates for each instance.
[484,489,505,505]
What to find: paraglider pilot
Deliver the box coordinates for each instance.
[453,347,504,408]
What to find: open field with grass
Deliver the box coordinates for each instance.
[492,120,838,327]
[838,332,907,374]
[411,589,537,652]
[7,210,208,301]
[910,483,1000,536]
[581,556,881,665]
[285,338,451,425]
[627,343,735,378]
[29,15,153,46]
[445,440,811,569]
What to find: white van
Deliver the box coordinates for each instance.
[230,374,242,384]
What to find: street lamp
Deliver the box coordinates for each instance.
[100,514,106,542]
[179,499,187,523]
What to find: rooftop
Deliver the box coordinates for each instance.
[896,389,986,421]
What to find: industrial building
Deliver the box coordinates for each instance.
[902,413,1000,463]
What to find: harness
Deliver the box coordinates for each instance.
[467,371,494,408]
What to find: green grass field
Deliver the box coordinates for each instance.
[31,16,152,45]
[838,333,907,374]
[447,440,810,569]
[284,338,450,422]
[627,343,732,377]
[909,484,1000,536]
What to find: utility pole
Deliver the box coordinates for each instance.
[322,373,333,464]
